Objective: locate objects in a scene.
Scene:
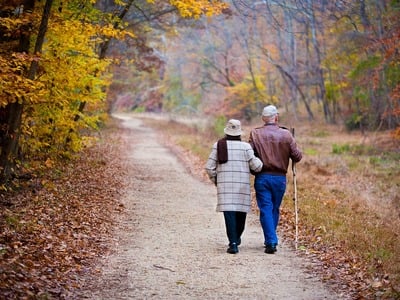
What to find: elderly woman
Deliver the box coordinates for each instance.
[205,119,263,254]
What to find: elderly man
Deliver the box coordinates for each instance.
[249,105,302,254]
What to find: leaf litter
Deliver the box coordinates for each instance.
[0,124,128,299]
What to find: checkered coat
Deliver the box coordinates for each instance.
[205,140,263,212]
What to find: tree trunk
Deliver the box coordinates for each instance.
[0,0,53,183]
[0,103,24,181]
[0,0,34,183]
[306,0,330,122]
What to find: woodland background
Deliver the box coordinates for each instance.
[0,0,399,298]
[0,0,399,183]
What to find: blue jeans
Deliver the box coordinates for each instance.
[223,211,247,245]
[254,174,286,246]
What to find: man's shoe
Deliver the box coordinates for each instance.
[264,243,277,250]
[264,244,277,254]
[227,243,239,254]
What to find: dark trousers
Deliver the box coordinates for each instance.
[223,211,247,245]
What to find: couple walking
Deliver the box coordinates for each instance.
[205,105,303,254]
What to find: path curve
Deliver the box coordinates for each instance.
[78,115,346,299]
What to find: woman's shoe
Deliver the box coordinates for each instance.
[227,243,239,254]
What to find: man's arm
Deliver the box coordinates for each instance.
[289,139,303,163]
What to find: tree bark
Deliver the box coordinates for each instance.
[0,0,53,183]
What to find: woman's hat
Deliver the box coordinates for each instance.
[224,119,243,136]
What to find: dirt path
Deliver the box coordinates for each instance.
[77,115,347,299]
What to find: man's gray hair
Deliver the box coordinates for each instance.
[262,115,277,123]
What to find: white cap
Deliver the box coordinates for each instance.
[262,105,278,117]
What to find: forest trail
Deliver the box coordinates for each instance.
[76,115,347,299]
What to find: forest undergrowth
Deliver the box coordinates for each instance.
[0,121,128,299]
[140,114,400,300]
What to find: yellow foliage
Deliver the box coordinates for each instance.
[97,23,135,39]
[223,75,272,119]
[16,3,117,159]
[149,0,227,18]
[0,17,25,33]
[0,54,46,107]
[0,12,36,39]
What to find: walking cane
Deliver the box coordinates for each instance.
[291,128,299,250]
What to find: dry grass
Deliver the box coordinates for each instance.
[140,113,400,299]
[291,123,400,297]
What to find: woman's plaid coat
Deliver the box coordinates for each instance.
[205,140,263,212]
